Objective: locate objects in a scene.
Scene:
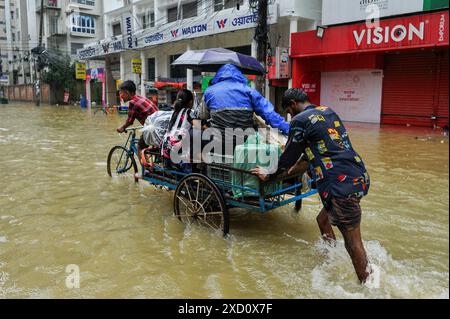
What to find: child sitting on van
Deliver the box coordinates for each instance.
[161,89,195,171]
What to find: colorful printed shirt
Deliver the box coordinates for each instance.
[126,95,159,126]
[274,105,370,201]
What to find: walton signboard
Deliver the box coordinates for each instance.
[79,4,279,60]
[140,5,278,47]
[122,12,138,50]
[323,0,449,26]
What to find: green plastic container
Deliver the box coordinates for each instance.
[232,134,282,198]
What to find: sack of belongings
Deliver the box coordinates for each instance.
[141,111,173,147]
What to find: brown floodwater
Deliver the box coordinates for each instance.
[0,103,448,299]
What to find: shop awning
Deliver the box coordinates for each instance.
[154,82,187,90]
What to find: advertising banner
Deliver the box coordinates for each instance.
[276,47,290,79]
[86,68,105,82]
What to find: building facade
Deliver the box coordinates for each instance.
[78,0,322,108]
[0,0,32,85]
[35,0,105,58]
[1,0,105,86]
[291,0,449,128]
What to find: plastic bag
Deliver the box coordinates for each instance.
[161,109,192,160]
[141,111,173,147]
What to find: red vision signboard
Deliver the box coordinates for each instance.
[292,11,449,57]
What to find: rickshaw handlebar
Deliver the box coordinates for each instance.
[124,126,143,133]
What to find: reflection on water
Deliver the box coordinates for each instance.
[0,104,448,299]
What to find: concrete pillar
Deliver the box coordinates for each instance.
[265,80,270,100]
[288,18,299,89]
[4,0,13,82]
[105,57,117,107]
[20,55,25,84]
[154,0,165,27]
[200,0,209,16]
[29,59,34,83]
[154,51,159,81]
[120,53,125,81]
[132,3,139,30]
[140,51,147,96]
[158,53,168,78]
[103,2,110,39]
[186,42,193,91]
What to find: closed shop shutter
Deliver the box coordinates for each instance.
[437,51,449,128]
[381,51,442,127]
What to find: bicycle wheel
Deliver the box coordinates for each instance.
[107,146,138,179]
[174,174,229,236]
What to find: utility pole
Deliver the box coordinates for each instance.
[254,0,268,95]
[36,0,45,106]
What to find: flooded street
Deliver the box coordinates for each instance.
[0,103,448,299]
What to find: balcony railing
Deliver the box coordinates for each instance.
[36,0,61,12]
[48,28,67,37]
[70,0,95,6]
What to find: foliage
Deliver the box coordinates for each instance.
[42,54,76,91]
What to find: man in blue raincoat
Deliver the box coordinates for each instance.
[204,64,289,155]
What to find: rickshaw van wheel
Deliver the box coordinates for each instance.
[174,174,229,236]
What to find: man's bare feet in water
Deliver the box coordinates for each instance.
[317,208,336,246]
[364,263,381,289]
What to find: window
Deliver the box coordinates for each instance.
[225,0,243,9]
[214,0,243,12]
[71,43,84,55]
[11,33,15,42]
[142,12,155,29]
[167,7,178,23]
[182,1,198,19]
[11,11,14,20]
[71,14,96,35]
[168,1,198,22]
[50,17,58,34]
[112,23,122,36]
[148,58,155,81]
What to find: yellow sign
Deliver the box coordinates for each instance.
[116,80,123,91]
[75,63,87,80]
[132,59,142,74]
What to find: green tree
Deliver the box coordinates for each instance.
[42,54,76,104]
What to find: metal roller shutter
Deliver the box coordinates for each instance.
[381,51,441,127]
[437,51,449,128]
